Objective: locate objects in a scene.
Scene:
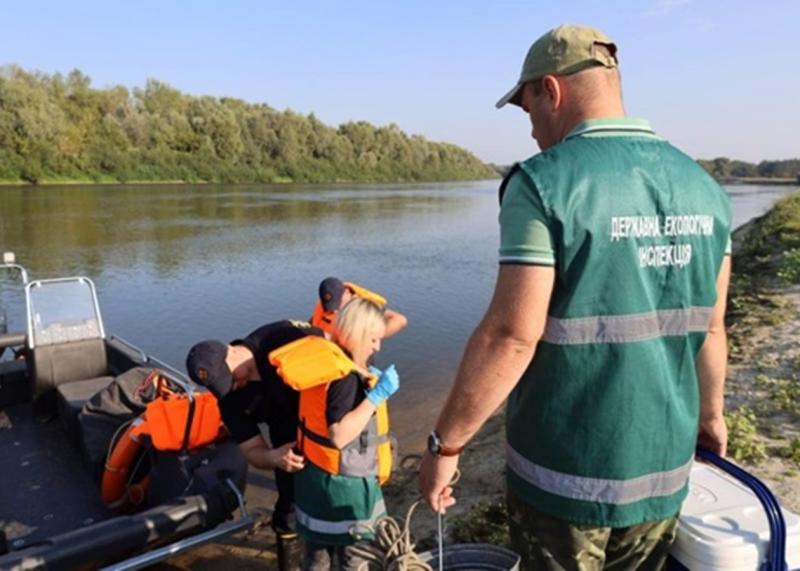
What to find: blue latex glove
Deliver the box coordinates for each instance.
[366,364,399,407]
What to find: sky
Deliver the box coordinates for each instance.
[1,0,798,165]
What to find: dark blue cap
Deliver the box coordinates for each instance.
[319,277,345,312]
[185,340,232,399]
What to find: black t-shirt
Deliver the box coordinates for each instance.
[325,371,367,426]
[218,320,322,446]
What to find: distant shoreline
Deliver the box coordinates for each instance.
[1,175,794,189]
[720,177,799,186]
[0,176,500,188]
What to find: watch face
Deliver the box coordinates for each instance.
[427,432,440,455]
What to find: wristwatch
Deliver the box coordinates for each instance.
[427,430,464,457]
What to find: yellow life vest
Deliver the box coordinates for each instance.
[310,282,387,335]
[269,336,393,485]
[343,282,387,307]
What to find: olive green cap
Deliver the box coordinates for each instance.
[496,24,618,109]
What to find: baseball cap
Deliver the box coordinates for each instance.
[319,277,345,312]
[185,340,233,399]
[496,24,618,109]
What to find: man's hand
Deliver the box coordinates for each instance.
[268,441,306,472]
[697,416,728,457]
[418,451,458,514]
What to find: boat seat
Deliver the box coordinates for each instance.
[56,376,115,453]
[32,338,109,398]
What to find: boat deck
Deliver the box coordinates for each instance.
[0,403,112,548]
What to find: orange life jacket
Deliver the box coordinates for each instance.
[101,388,225,511]
[310,282,388,335]
[269,336,393,484]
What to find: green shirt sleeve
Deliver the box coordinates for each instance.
[498,170,555,266]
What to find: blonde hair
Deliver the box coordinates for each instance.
[334,298,386,355]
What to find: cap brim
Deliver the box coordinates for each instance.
[495,82,523,109]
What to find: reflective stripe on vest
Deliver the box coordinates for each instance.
[506,443,693,505]
[542,307,713,345]
[296,498,387,535]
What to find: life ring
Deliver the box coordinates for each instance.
[100,392,224,511]
[101,419,150,511]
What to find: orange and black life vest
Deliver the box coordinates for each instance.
[269,336,393,484]
[310,282,388,335]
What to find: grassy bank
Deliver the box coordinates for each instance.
[724,191,800,476]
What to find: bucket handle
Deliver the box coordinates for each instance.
[695,447,788,571]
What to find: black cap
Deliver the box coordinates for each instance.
[185,340,233,399]
[319,277,345,312]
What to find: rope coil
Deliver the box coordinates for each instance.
[348,468,461,571]
[349,500,433,571]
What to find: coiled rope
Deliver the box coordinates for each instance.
[349,500,432,571]
[348,467,461,571]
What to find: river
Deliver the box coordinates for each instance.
[0,181,797,449]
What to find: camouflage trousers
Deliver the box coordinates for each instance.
[507,491,678,571]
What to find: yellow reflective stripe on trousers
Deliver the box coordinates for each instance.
[296,499,387,535]
[542,307,713,345]
[506,444,692,505]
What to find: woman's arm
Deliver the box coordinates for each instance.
[328,399,377,449]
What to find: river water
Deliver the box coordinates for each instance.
[0,181,797,449]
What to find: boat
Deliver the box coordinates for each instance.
[0,253,253,571]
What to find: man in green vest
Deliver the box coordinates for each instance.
[419,25,731,570]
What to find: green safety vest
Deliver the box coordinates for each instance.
[505,122,731,527]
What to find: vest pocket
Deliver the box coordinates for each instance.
[339,419,379,477]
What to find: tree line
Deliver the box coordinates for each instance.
[494,157,800,182]
[697,157,800,180]
[0,66,496,184]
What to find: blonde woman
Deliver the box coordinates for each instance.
[287,298,399,570]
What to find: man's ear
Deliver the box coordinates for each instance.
[542,75,562,111]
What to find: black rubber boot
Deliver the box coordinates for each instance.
[276,530,303,571]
